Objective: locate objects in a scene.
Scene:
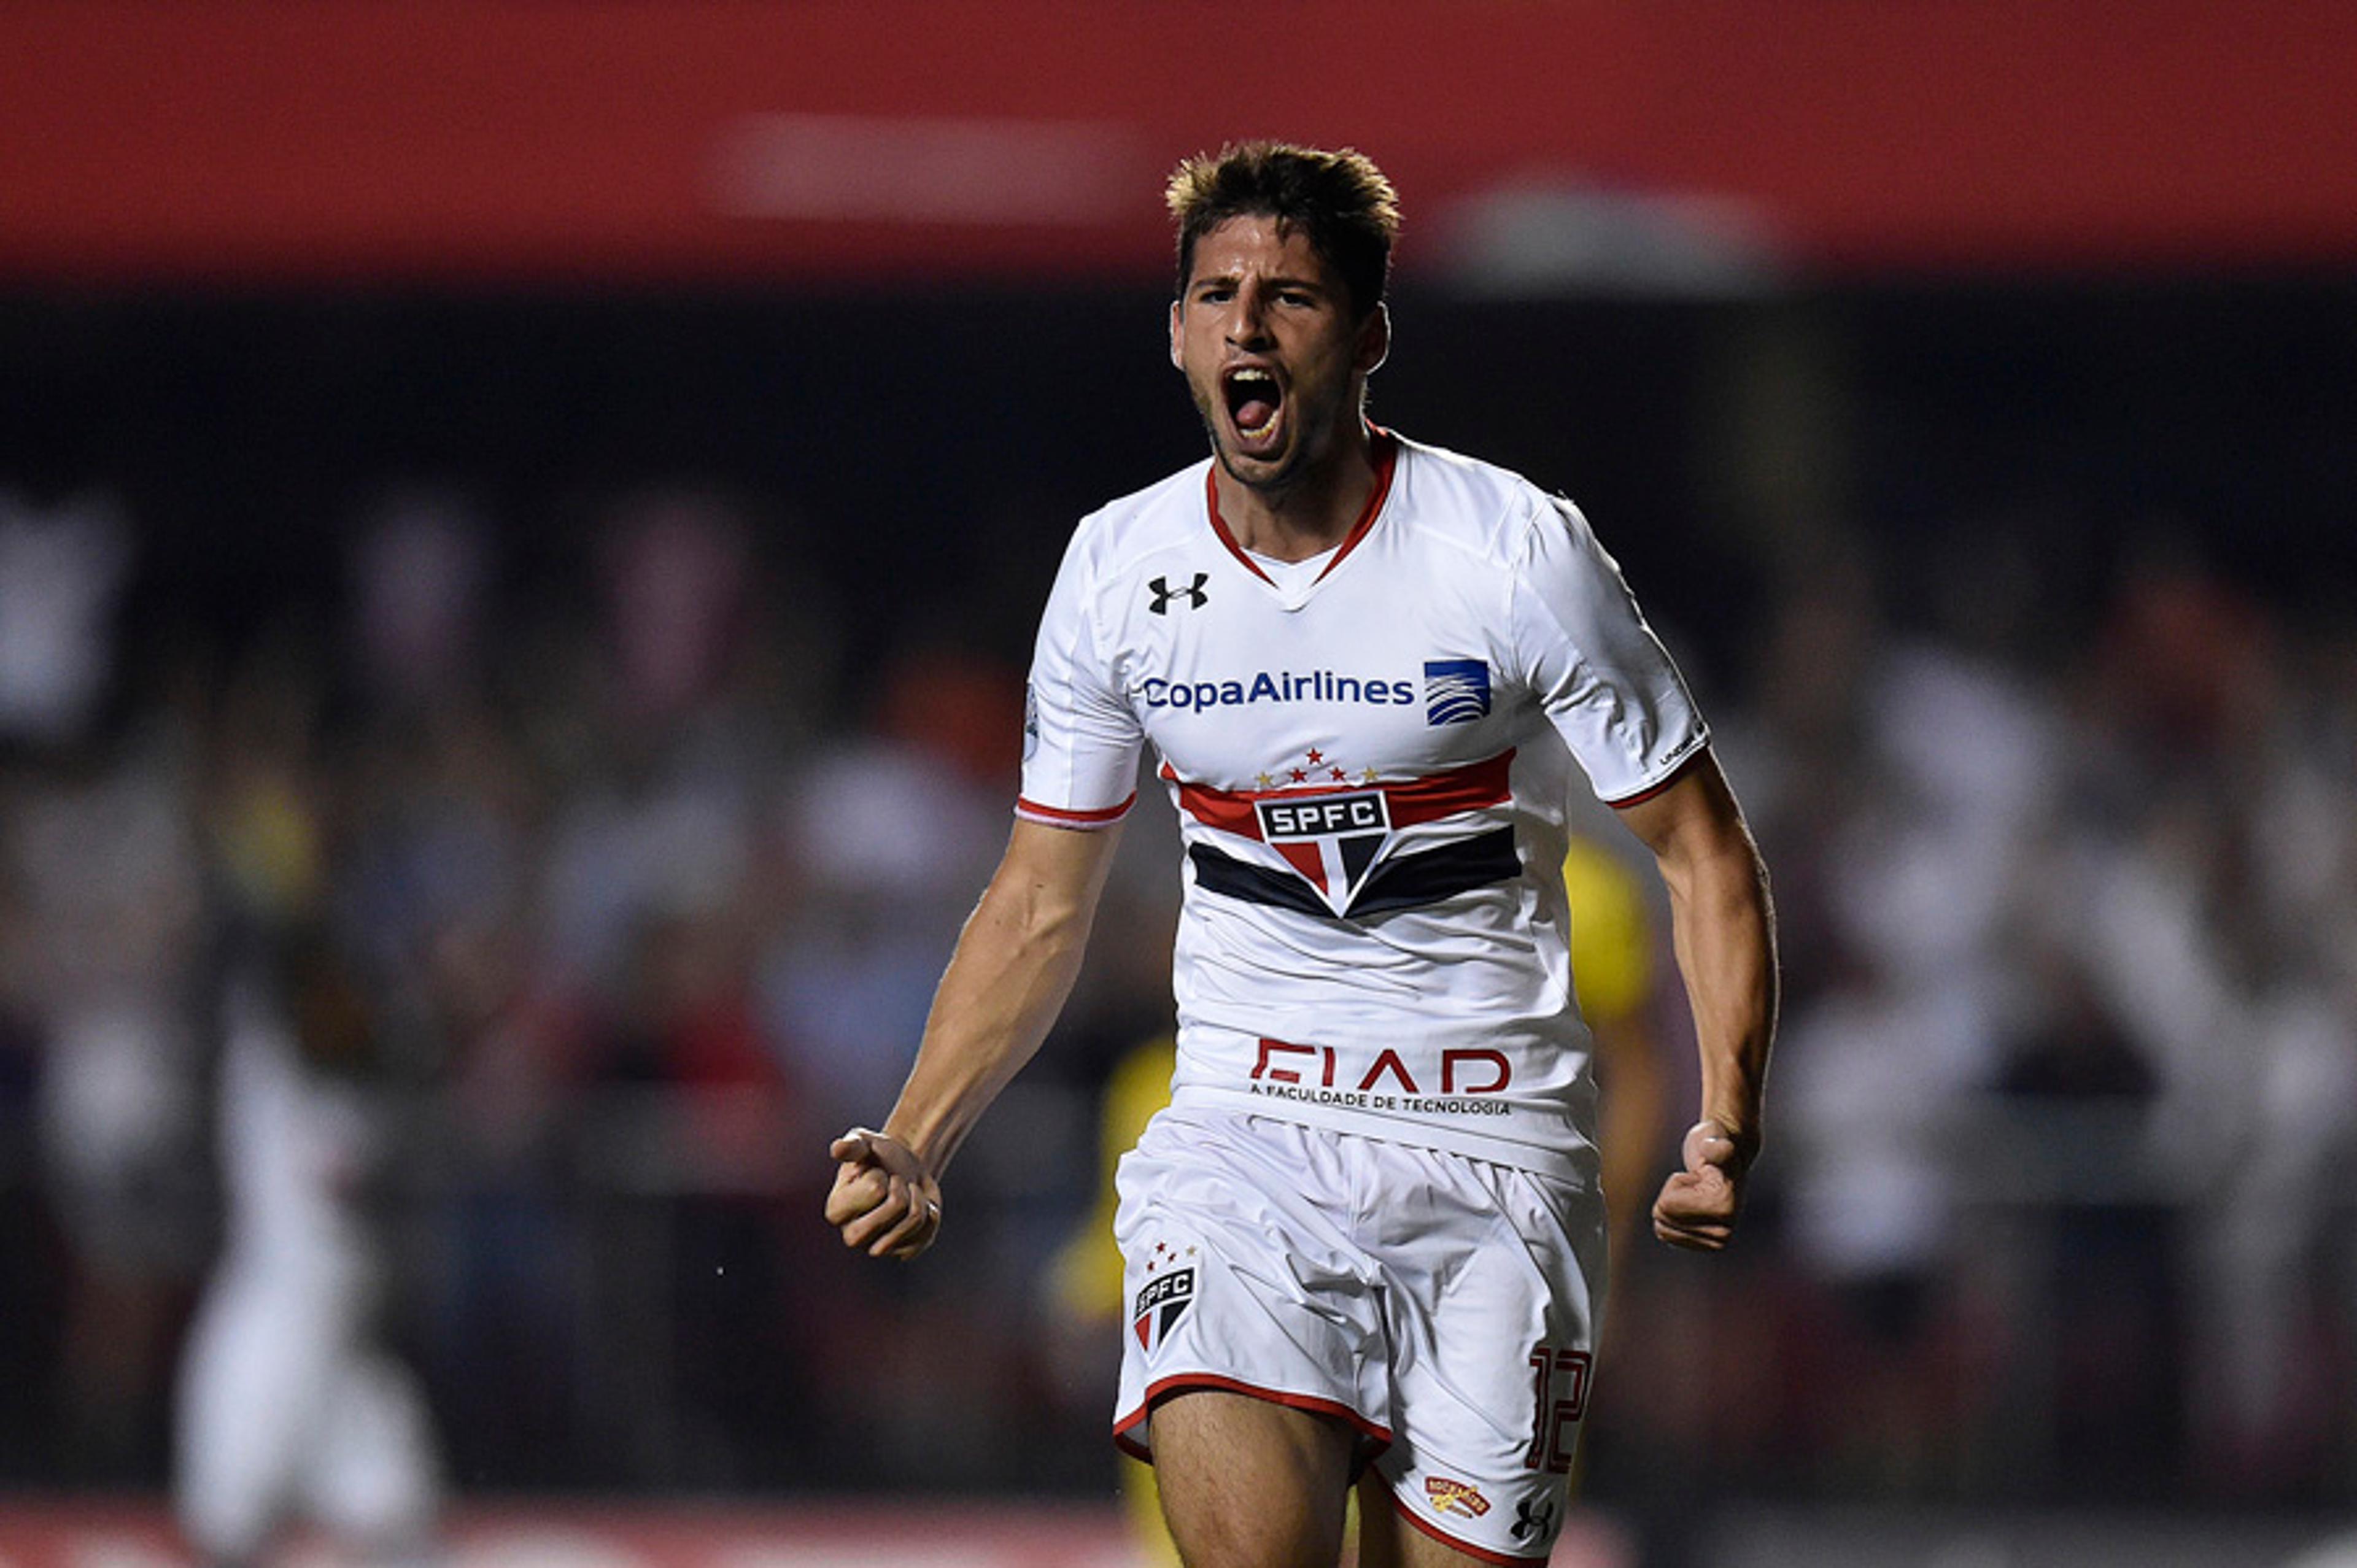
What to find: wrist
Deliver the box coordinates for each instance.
[1695,1113,1762,1167]
[880,1119,947,1179]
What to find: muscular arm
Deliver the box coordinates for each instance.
[825,817,1125,1259]
[1612,751,1778,1251]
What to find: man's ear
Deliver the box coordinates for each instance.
[1358,302,1391,376]
[1169,299,1185,370]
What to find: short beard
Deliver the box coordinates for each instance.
[1191,382,1354,500]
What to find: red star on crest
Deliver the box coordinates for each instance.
[1306,748,1325,765]
[1329,767,1349,781]
[1290,768,1309,782]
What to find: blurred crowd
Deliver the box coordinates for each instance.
[0,481,1171,1503]
[1607,522,2357,1512]
[0,455,2351,1523]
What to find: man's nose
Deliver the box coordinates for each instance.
[1227,282,1273,345]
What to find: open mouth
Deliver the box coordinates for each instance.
[1222,365,1284,446]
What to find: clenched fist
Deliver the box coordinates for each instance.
[1652,1118,1752,1253]
[825,1127,944,1260]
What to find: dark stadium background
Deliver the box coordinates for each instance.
[3,6,2355,1567]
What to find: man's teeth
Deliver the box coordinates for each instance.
[1229,368,1280,434]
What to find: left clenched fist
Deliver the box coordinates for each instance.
[1652,1118,1752,1253]
[826,1127,944,1260]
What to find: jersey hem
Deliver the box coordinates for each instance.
[1167,1083,1594,1183]
[1113,1372,1394,1463]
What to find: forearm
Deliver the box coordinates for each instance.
[883,832,1113,1173]
[1662,836,1777,1154]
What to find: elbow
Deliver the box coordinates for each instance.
[1661,821,1766,901]
[988,875,1098,954]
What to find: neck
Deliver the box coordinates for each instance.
[1213,422,1380,563]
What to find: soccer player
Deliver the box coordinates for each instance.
[176,922,442,1568]
[826,142,1776,1567]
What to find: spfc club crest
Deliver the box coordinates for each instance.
[1253,788,1392,914]
[1132,1267,1196,1354]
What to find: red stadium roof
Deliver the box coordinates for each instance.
[2,1,2353,284]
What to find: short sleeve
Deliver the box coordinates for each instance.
[1511,496,1708,805]
[1017,528,1145,827]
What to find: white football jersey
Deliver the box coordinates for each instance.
[1020,432,1706,1176]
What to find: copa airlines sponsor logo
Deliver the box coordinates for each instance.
[1140,668,1415,711]
[1423,658,1492,725]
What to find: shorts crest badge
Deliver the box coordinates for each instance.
[1132,1266,1195,1353]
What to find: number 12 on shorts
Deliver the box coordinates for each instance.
[1523,1345,1592,1473]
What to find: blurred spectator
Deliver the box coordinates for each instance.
[2062,562,2357,1497]
[12,724,209,1478]
[0,491,131,746]
[175,628,444,1566]
[349,492,491,716]
[760,646,1020,1131]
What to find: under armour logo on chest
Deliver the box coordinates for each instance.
[1149,573,1209,614]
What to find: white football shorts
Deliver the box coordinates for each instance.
[1112,1105,1606,1564]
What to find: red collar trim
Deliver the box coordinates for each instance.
[1203,427,1400,588]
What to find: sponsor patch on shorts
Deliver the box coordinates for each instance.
[1424,1476,1493,1518]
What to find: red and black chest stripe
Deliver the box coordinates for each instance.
[1170,751,1519,919]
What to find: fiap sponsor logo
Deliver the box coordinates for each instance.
[1141,669,1414,711]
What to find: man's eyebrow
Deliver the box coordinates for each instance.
[1192,270,1327,292]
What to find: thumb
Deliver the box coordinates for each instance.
[1682,1118,1736,1173]
[831,1128,881,1165]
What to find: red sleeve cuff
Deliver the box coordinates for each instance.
[1015,792,1136,828]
